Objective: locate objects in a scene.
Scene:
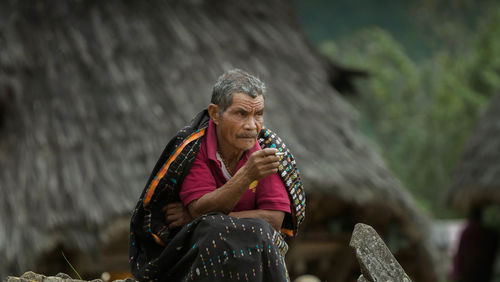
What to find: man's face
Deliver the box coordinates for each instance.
[216,92,264,153]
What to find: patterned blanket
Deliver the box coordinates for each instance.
[129,109,305,281]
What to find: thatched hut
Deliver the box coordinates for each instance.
[445,93,500,281]
[0,0,437,281]
[447,93,500,211]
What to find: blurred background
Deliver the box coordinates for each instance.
[1,0,500,281]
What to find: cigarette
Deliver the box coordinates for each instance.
[275,152,285,156]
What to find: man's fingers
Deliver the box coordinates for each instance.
[166,213,181,223]
[253,148,277,158]
[166,206,182,216]
[164,202,184,213]
[165,203,186,215]
[266,155,280,162]
[257,166,279,178]
[168,220,182,229]
[246,148,282,180]
[163,201,191,229]
[255,154,279,164]
[166,202,184,209]
[261,148,278,155]
[261,162,279,170]
[266,168,279,174]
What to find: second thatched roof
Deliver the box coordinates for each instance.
[447,93,500,211]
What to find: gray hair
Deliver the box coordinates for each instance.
[211,69,266,113]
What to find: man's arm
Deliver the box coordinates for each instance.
[187,170,254,217]
[187,148,280,219]
[164,204,285,231]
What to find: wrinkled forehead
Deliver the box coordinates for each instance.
[229,92,265,110]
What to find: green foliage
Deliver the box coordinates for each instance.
[412,0,498,54]
[483,205,500,230]
[319,8,500,217]
[469,9,500,96]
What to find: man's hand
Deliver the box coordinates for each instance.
[163,202,192,229]
[186,148,281,219]
[241,148,280,181]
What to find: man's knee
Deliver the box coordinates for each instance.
[195,213,275,239]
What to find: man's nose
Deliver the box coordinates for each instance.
[243,116,258,130]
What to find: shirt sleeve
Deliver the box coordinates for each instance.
[256,173,291,213]
[180,150,217,207]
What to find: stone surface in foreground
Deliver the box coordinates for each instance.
[2,271,136,282]
[350,223,412,282]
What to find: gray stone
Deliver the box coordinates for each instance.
[357,274,369,282]
[350,223,412,282]
[3,271,106,282]
[55,273,72,279]
[42,277,63,282]
[20,271,46,280]
[3,277,31,282]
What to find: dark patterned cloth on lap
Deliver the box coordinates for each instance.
[145,213,289,282]
[129,109,305,281]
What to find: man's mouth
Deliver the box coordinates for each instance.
[237,134,257,139]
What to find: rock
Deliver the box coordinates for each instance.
[20,271,46,280]
[55,273,72,279]
[3,277,30,282]
[2,271,132,282]
[43,277,66,282]
[350,223,412,282]
[357,274,369,282]
[2,272,109,282]
[294,274,321,282]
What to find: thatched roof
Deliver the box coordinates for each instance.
[0,0,435,280]
[447,93,500,211]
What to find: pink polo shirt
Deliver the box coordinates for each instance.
[180,120,291,213]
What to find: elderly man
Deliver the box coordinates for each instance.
[129,69,305,281]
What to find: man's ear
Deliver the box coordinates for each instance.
[208,104,220,124]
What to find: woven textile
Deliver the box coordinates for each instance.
[129,110,305,281]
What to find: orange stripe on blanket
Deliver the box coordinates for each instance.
[151,233,165,247]
[144,128,206,207]
[281,228,294,237]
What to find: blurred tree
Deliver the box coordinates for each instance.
[412,0,498,54]
[293,0,433,60]
[318,6,500,217]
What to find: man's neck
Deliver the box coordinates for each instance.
[214,124,245,163]
[217,141,244,164]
